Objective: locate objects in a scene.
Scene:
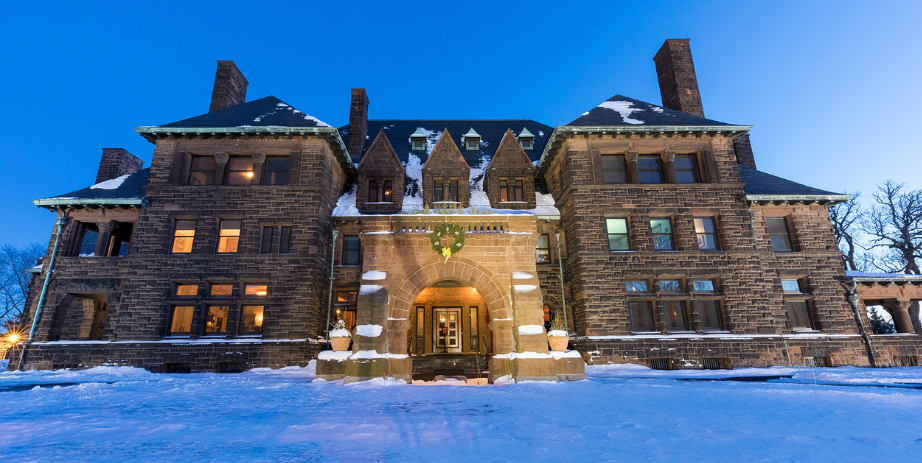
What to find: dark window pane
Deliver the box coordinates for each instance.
[664,301,688,330]
[449,180,458,201]
[699,300,724,330]
[602,155,627,184]
[628,301,655,331]
[188,156,216,185]
[262,157,290,185]
[513,180,524,201]
[368,179,379,202]
[637,155,663,184]
[261,226,274,254]
[279,226,292,254]
[78,228,99,257]
[767,217,793,251]
[786,301,813,330]
[239,305,264,334]
[675,154,701,183]
[434,179,444,201]
[342,236,361,265]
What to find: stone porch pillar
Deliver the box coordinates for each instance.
[886,300,916,334]
[94,221,117,257]
[625,150,639,184]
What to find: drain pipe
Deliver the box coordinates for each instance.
[324,229,339,341]
[845,280,877,367]
[18,215,67,370]
[554,228,569,333]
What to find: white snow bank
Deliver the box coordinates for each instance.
[549,350,582,359]
[493,351,552,359]
[90,173,130,190]
[518,325,545,335]
[359,285,383,295]
[513,284,537,293]
[355,324,383,337]
[597,100,644,124]
[351,350,408,360]
[547,330,567,337]
[329,329,351,338]
[512,271,533,280]
[318,351,352,362]
[362,270,386,280]
[331,184,359,216]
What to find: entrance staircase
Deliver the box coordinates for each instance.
[411,354,489,381]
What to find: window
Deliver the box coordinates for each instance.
[520,138,533,150]
[262,156,290,185]
[244,284,268,296]
[188,155,216,185]
[169,306,194,335]
[628,301,655,331]
[674,154,702,183]
[606,218,631,251]
[499,180,507,202]
[336,290,358,330]
[694,217,720,251]
[171,220,196,254]
[434,179,458,202]
[77,223,99,256]
[225,155,254,185]
[217,220,241,254]
[204,305,229,335]
[512,180,523,201]
[786,301,813,331]
[368,178,394,203]
[383,179,393,202]
[664,301,689,331]
[650,218,675,251]
[279,226,292,254]
[465,137,480,150]
[239,305,264,335]
[658,280,682,293]
[536,234,550,264]
[500,179,524,202]
[342,235,361,265]
[368,179,378,202]
[411,136,426,150]
[107,222,133,257]
[260,226,274,254]
[210,284,233,296]
[601,154,627,184]
[781,279,803,292]
[698,300,724,331]
[175,284,198,297]
[692,280,716,292]
[767,217,794,251]
[626,281,648,292]
[637,155,663,184]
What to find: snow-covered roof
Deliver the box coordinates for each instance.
[845,271,922,283]
[566,95,733,127]
[157,96,330,128]
[33,168,150,209]
[518,127,534,138]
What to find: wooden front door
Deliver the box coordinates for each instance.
[434,307,462,353]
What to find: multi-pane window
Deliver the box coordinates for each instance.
[674,154,702,183]
[239,305,264,335]
[433,179,459,202]
[260,226,274,254]
[698,300,724,331]
[210,283,233,296]
[336,290,358,330]
[499,179,524,202]
[225,155,254,185]
[606,218,631,251]
[786,301,813,331]
[368,179,378,202]
[637,155,663,184]
[628,301,655,332]
[204,305,229,335]
[536,234,550,264]
[244,284,268,296]
[658,280,682,293]
[650,218,675,251]
[368,178,394,202]
[171,220,196,254]
[279,226,292,254]
[342,235,361,265]
[188,155,216,185]
[626,280,649,292]
[217,220,241,254]
[601,154,627,184]
[77,223,99,256]
[694,217,720,251]
[175,284,198,297]
[664,301,689,331]
[767,217,794,251]
[169,306,194,335]
[262,156,290,185]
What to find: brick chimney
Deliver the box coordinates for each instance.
[209,61,249,113]
[733,134,757,169]
[653,39,705,118]
[347,88,369,157]
[96,148,143,184]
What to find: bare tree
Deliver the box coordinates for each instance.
[830,192,865,271]
[0,243,45,328]
[862,181,922,275]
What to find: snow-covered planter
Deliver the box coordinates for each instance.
[547,318,568,352]
[329,319,352,352]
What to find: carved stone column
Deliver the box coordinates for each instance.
[662,150,677,184]
[626,150,639,184]
[94,220,117,257]
[252,152,266,185]
[214,152,228,185]
[886,300,915,334]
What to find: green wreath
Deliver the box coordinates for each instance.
[430,223,465,262]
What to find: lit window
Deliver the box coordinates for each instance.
[210,284,233,296]
[536,234,550,264]
[383,179,393,202]
[217,220,241,254]
[606,218,630,251]
[342,235,361,265]
[367,178,394,203]
[239,305,264,334]
[694,217,720,251]
[767,217,794,252]
[169,306,194,335]
[650,218,674,251]
[336,291,358,303]
[171,220,196,254]
[602,155,627,184]
[433,179,458,202]
[335,290,358,330]
[628,301,655,331]
[225,155,254,185]
[782,279,803,292]
[279,226,292,254]
[698,300,724,331]
[664,301,689,331]
[637,155,663,184]
[626,281,648,292]
[262,156,290,185]
[260,226,274,254]
[204,305,229,335]
[674,154,702,183]
[188,155,216,185]
[786,301,813,331]
[244,284,268,296]
[175,284,198,296]
[499,179,508,202]
[692,280,716,292]
[658,280,682,292]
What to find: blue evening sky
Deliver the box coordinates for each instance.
[1,1,919,247]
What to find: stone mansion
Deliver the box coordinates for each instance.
[13,39,922,382]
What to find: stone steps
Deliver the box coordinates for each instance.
[411,354,488,380]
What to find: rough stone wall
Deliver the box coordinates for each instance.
[209,61,248,113]
[96,148,143,184]
[483,130,537,209]
[355,131,405,213]
[347,88,369,159]
[421,131,471,207]
[653,39,705,118]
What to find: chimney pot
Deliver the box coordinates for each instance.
[96,148,143,184]
[653,39,704,118]
[209,61,249,113]
[347,88,369,157]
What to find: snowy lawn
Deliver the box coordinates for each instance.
[1,362,921,462]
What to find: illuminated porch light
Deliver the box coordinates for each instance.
[246,171,254,178]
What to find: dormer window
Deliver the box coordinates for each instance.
[410,128,427,151]
[368,178,394,203]
[518,127,535,150]
[464,128,481,150]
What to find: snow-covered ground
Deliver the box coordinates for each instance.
[1,363,921,462]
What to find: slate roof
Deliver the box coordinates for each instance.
[340,120,553,166]
[738,165,844,198]
[158,96,330,128]
[567,95,732,127]
[34,168,150,208]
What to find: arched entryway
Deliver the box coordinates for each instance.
[408,282,491,356]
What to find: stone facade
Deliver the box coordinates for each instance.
[421,131,471,208]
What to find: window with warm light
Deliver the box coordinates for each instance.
[175,284,198,297]
[664,301,689,331]
[225,155,254,185]
[239,305,264,334]
[368,178,394,203]
[335,290,358,330]
[204,305,229,335]
[499,178,524,202]
[217,220,241,253]
[169,306,194,335]
[210,283,233,296]
[244,284,268,296]
[171,220,196,254]
[535,234,550,264]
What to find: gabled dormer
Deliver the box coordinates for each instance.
[462,128,481,151]
[422,129,471,207]
[410,127,427,151]
[484,129,536,209]
[356,130,405,213]
[517,127,535,150]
